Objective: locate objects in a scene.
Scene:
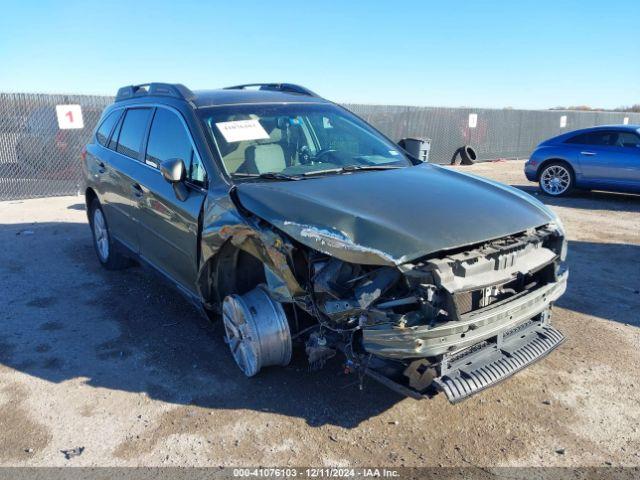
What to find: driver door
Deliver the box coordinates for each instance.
[577,130,640,189]
[135,107,208,293]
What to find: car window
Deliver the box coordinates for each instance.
[586,132,616,146]
[96,110,121,146]
[145,108,207,186]
[108,114,125,151]
[115,108,152,159]
[307,115,363,157]
[566,131,615,146]
[564,133,589,145]
[614,131,640,148]
[188,154,207,186]
[200,103,410,177]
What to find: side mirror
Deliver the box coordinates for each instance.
[160,158,189,201]
[160,158,186,183]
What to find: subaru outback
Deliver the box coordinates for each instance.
[83,83,568,402]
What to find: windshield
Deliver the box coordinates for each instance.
[199,103,411,178]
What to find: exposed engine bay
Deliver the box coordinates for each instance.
[215,215,568,403]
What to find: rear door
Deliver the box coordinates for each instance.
[99,107,153,253]
[135,107,208,293]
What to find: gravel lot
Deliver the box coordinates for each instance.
[0,160,639,468]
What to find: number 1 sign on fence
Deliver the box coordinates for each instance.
[55,105,84,129]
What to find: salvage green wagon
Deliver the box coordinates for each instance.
[82,82,568,402]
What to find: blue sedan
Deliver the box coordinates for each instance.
[525,125,640,196]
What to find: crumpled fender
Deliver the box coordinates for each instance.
[196,191,305,305]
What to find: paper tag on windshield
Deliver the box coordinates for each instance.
[215,119,270,143]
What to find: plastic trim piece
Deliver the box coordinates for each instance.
[224,83,319,97]
[115,83,195,103]
[434,324,565,403]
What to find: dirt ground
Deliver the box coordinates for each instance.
[0,160,639,468]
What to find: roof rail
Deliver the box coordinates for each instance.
[224,83,320,97]
[115,83,195,103]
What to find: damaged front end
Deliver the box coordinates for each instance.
[205,189,568,403]
[299,223,568,403]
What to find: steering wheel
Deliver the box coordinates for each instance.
[314,148,338,161]
[298,146,338,164]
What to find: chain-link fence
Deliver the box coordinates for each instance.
[0,93,112,201]
[1,92,639,201]
[344,104,640,165]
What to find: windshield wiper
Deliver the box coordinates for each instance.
[302,164,403,177]
[231,164,404,180]
[342,164,404,171]
[231,172,301,181]
[301,167,344,176]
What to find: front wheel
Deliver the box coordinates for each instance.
[222,286,292,377]
[89,199,130,270]
[539,162,574,197]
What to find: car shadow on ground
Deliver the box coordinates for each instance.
[560,240,640,328]
[513,184,640,213]
[0,221,403,429]
[66,203,86,211]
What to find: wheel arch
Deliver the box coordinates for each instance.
[85,187,98,222]
[198,241,268,312]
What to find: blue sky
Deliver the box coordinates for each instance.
[0,0,638,109]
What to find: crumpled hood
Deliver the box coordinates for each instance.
[235,164,555,266]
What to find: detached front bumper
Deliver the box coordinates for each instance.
[362,270,567,359]
[363,270,568,402]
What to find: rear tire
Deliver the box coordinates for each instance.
[538,162,574,197]
[89,198,130,270]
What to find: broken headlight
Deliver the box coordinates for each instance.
[548,218,567,261]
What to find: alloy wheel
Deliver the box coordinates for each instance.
[93,208,110,262]
[222,296,260,377]
[541,165,571,195]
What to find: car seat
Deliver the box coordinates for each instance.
[239,126,287,174]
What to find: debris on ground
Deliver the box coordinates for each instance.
[61,447,85,459]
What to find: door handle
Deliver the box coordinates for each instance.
[580,151,596,156]
[96,160,106,173]
[131,183,144,198]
